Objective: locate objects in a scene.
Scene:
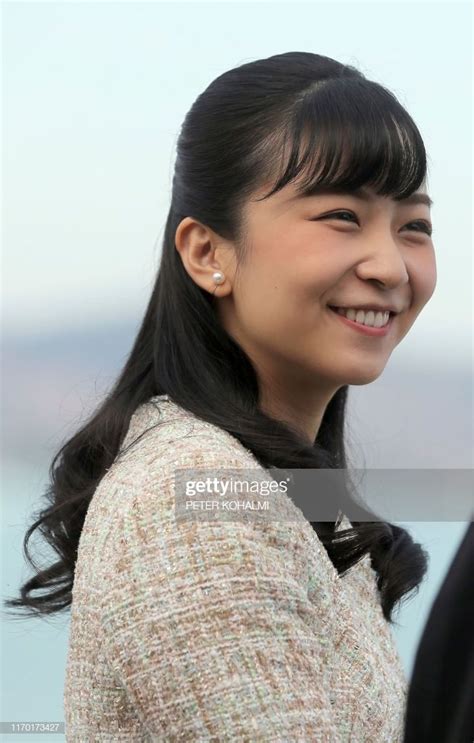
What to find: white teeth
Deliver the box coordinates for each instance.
[336,307,390,327]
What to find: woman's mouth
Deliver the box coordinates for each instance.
[327,306,395,336]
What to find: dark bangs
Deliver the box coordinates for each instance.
[255,75,428,204]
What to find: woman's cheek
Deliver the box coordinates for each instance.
[414,249,437,307]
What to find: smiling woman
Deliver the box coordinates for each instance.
[4,51,434,741]
[197,160,436,436]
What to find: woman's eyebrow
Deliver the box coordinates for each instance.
[286,185,433,208]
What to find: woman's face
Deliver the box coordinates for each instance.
[215,180,437,395]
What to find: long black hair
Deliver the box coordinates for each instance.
[4,51,429,624]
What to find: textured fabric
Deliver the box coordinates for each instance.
[64,394,408,742]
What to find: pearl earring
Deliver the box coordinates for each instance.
[212,271,225,285]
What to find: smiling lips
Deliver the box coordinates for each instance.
[328,306,394,336]
[332,306,392,328]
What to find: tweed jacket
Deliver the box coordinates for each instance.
[64,394,408,741]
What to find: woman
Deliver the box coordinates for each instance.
[4,51,436,741]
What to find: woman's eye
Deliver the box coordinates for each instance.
[322,210,358,224]
[315,211,432,236]
[405,220,433,236]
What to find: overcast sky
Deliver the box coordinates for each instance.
[3,1,472,368]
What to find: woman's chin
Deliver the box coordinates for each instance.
[329,359,388,386]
